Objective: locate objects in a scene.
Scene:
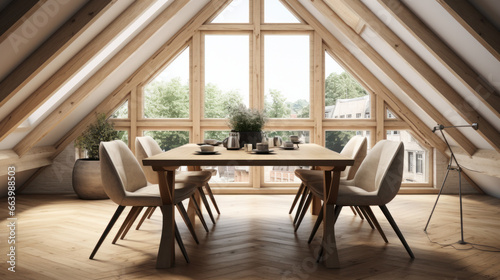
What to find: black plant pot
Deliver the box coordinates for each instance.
[238,131,263,148]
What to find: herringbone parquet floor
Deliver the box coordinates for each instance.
[1,194,499,279]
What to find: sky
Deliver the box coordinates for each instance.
[155,0,347,104]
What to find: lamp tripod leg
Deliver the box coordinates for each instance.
[458,169,466,244]
[424,168,451,232]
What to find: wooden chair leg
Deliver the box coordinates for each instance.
[294,187,310,225]
[289,183,306,214]
[175,223,189,263]
[379,205,415,258]
[90,205,125,259]
[354,206,365,220]
[176,202,199,244]
[136,206,155,230]
[308,203,324,243]
[147,206,156,219]
[112,206,141,244]
[204,183,220,215]
[358,207,375,229]
[198,187,216,224]
[361,206,388,243]
[349,206,357,215]
[191,194,209,232]
[294,192,313,232]
[119,206,142,240]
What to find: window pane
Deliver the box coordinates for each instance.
[387,108,397,119]
[204,130,249,183]
[325,52,370,119]
[325,130,370,153]
[144,130,189,151]
[263,130,310,183]
[264,35,310,119]
[211,0,249,23]
[144,48,189,119]
[116,130,128,145]
[387,130,428,183]
[264,0,300,23]
[205,35,249,118]
[110,100,128,119]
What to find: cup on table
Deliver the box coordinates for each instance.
[284,141,294,148]
[204,139,218,145]
[200,145,214,152]
[244,143,253,152]
[256,142,269,151]
[290,135,299,142]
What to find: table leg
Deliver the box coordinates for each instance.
[156,169,176,268]
[187,166,202,224]
[322,170,341,268]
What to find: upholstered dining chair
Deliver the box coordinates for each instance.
[291,136,372,231]
[89,140,199,262]
[306,140,414,259]
[135,136,219,224]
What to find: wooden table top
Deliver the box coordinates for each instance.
[143,143,354,167]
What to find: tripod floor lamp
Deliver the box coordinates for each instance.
[424,123,478,244]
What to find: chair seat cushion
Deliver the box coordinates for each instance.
[175,171,212,185]
[308,181,381,206]
[295,169,347,184]
[122,183,197,206]
[294,169,323,183]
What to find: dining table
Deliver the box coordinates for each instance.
[142,143,354,269]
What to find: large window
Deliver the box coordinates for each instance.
[324,52,370,119]
[144,48,190,119]
[264,34,310,119]
[204,34,249,118]
[126,0,431,192]
[387,130,428,183]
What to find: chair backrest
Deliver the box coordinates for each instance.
[99,140,148,205]
[353,140,404,204]
[135,136,163,184]
[340,136,367,179]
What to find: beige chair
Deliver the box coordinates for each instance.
[89,140,199,262]
[135,136,219,224]
[307,140,414,259]
[291,136,370,230]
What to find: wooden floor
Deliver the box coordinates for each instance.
[1,193,500,279]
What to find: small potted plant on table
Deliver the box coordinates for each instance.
[227,104,267,148]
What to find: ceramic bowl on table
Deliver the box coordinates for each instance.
[200,145,215,152]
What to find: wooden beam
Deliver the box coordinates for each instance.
[284,0,448,153]
[0,0,45,44]
[0,0,114,109]
[379,0,500,119]
[341,0,500,153]
[324,0,362,33]
[312,32,323,145]
[313,0,477,155]
[0,146,54,176]
[438,0,500,61]
[52,0,230,158]
[13,0,188,156]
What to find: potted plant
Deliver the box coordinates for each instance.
[227,104,267,148]
[72,113,119,199]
